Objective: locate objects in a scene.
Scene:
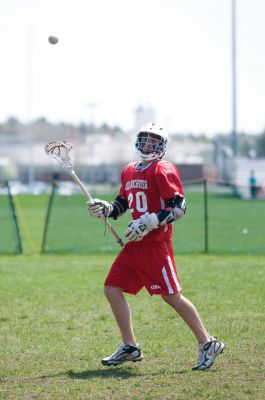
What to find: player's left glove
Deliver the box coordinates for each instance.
[124,212,159,242]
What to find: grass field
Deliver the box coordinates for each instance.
[0,193,265,399]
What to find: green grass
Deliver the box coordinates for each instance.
[0,254,264,399]
[0,193,265,399]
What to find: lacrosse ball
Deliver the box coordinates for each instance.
[242,228,248,234]
[48,36,59,45]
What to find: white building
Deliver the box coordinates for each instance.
[134,105,156,132]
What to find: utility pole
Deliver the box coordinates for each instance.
[231,0,237,156]
[27,26,35,192]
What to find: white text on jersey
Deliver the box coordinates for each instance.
[125,180,148,191]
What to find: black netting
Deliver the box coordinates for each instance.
[0,181,22,254]
[42,181,265,254]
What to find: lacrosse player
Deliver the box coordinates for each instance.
[88,122,224,370]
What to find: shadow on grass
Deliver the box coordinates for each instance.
[67,367,139,379]
[39,365,202,381]
[39,367,141,381]
[35,362,220,385]
[65,367,193,380]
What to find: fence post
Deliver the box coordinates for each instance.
[41,181,57,253]
[6,180,23,253]
[203,179,209,253]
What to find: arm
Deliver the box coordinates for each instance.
[108,196,129,219]
[157,194,186,225]
[124,194,186,242]
[87,195,128,219]
[88,163,130,219]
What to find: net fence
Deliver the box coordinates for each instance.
[0,181,22,254]
[41,180,265,255]
[177,180,265,254]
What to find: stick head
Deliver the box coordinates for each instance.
[45,141,74,172]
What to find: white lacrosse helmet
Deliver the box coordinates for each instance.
[135,122,168,161]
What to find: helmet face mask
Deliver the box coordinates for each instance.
[135,122,168,161]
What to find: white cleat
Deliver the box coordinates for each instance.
[192,337,225,371]
[101,343,143,367]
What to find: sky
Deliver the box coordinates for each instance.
[0,0,264,136]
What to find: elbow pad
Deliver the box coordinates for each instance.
[157,195,186,226]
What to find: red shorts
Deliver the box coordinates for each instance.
[104,240,182,295]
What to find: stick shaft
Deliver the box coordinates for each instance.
[70,171,124,247]
[71,171,93,201]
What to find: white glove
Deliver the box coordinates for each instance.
[87,198,113,218]
[124,212,159,242]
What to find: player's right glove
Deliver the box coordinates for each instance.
[87,199,113,218]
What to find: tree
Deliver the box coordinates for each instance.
[5,117,20,135]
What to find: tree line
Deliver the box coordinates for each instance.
[0,116,265,157]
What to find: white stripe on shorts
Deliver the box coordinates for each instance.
[167,255,182,292]
[162,256,182,294]
[162,266,174,294]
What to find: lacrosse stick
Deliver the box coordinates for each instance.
[44,141,124,247]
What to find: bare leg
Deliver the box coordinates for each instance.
[162,292,210,344]
[104,285,137,346]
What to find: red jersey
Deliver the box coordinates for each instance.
[119,160,184,243]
